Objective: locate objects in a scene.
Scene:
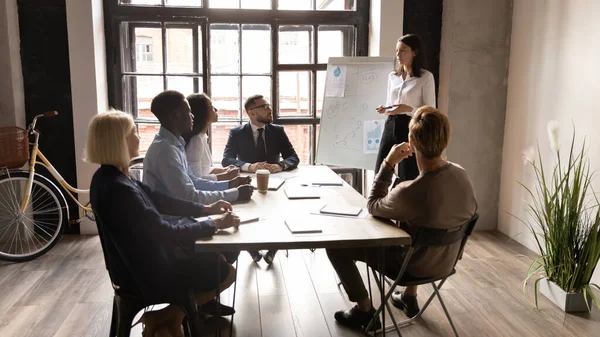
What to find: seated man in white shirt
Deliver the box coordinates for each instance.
[222,94,300,264]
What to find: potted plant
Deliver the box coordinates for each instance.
[519,121,600,312]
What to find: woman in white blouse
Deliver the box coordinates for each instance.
[184,93,239,181]
[375,34,436,182]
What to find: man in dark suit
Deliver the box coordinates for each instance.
[222,94,300,174]
[222,94,300,264]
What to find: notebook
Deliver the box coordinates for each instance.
[319,204,362,217]
[284,187,321,200]
[251,177,285,190]
[284,218,322,234]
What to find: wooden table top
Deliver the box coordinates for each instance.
[194,165,411,252]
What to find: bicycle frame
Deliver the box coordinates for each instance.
[19,113,91,214]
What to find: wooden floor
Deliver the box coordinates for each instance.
[0,231,599,337]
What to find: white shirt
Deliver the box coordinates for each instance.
[386,69,436,115]
[241,122,269,172]
[185,133,218,181]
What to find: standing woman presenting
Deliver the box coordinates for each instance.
[375,34,436,181]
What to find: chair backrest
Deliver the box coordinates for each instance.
[410,213,479,249]
[94,212,143,294]
[129,158,144,181]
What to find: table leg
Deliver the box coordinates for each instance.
[216,252,221,337]
[229,258,239,337]
[380,246,386,337]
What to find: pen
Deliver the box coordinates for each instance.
[376,105,394,110]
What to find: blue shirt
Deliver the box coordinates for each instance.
[143,127,239,210]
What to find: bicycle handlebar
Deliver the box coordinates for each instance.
[43,111,58,117]
[29,111,59,132]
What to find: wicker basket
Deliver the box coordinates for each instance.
[0,127,30,169]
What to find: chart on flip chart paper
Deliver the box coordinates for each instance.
[316,57,393,170]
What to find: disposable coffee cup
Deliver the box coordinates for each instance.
[256,169,270,193]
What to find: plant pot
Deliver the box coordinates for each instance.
[538,277,592,313]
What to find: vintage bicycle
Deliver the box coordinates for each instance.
[0,111,94,262]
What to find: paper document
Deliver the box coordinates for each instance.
[363,120,384,154]
[325,65,347,97]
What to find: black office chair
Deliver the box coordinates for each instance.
[95,213,204,337]
[367,213,479,337]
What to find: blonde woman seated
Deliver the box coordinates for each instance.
[87,111,240,337]
[183,93,239,181]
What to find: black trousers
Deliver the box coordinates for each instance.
[375,114,419,184]
[327,246,406,302]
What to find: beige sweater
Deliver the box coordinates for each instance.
[367,161,477,278]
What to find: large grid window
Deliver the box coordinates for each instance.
[105,0,369,165]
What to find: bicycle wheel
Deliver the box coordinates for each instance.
[0,171,68,262]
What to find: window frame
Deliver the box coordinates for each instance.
[104,0,370,165]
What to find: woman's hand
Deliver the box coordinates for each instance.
[218,166,240,181]
[212,211,240,230]
[376,105,387,114]
[387,104,413,115]
[205,200,233,215]
[385,142,413,166]
[229,175,252,188]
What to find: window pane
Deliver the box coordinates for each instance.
[211,122,241,164]
[167,28,194,73]
[167,76,195,97]
[317,0,356,10]
[166,0,202,6]
[318,26,355,63]
[241,0,271,9]
[197,26,204,74]
[316,71,325,117]
[137,123,161,154]
[124,75,163,118]
[283,125,311,164]
[278,0,312,10]
[278,71,311,117]
[211,76,240,120]
[278,26,313,64]
[133,27,162,73]
[242,76,271,117]
[209,0,239,8]
[242,25,271,74]
[121,0,161,5]
[211,24,240,74]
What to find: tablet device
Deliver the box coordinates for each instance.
[251,177,285,190]
[284,218,322,234]
[319,204,362,217]
[284,187,321,200]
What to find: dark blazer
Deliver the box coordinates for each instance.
[221,123,300,170]
[90,165,216,296]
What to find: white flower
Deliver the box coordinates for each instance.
[547,120,560,154]
[523,146,535,165]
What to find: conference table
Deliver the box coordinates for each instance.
[194,165,411,336]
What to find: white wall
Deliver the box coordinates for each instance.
[369,0,404,58]
[65,0,108,234]
[499,0,600,284]
[0,0,25,128]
